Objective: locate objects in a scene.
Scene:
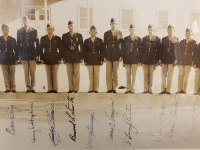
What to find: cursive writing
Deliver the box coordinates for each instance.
[170,96,180,117]
[183,96,199,141]
[104,99,118,141]
[5,103,21,135]
[150,99,166,142]
[165,122,178,143]
[85,110,100,150]
[65,94,76,142]
[28,102,41,143]
[123,103,138,145]
[47,100,61,147]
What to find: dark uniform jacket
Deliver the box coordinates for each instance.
[83,37,104,65]
[39,35,62,65]
[17,27,39,60]
[140,35,160,64]
[160,36,179,64]
[122,35,141,64]
[62,32,83,63]
[104,30,123,61]
[195,43,200,68]
[178,39,197,66]
[0,36,18,65]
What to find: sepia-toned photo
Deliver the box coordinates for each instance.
[0,0,200,149]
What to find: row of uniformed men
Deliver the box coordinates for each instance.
[0,16,200,94]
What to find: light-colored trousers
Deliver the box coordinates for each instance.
[194,68,200,93]
[178,65,191,92]
[45,64,59,91]
[142,64,156,92]
[1,65,16,90]
[161,64,175,92]
[87,65,100,91]
[66,63,80,91]
[22,60,36,90]
[106,61,119,90]
[124,64,138,91]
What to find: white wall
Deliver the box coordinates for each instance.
[3,0,200,42]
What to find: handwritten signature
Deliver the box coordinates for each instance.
[123,103,138,145]
[104,99,118,141]
[85,110,100,150]
[28,102,41,143]
[65,94,76,142]
[5,103,21,135]
[47,100,61,147]
[150,99,166,142]
[183,96,199,141]
[170,96,180,117]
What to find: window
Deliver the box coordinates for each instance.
[39,9,50,20]
[189,12,200,31]
[156,10,168,30]
[120,8,133,30]
[78,6,93,30]
[25,9,35,20]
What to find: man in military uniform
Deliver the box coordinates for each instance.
[159,25,179,94]
[17,16,39,93]
[122,24,141,94]
[176,28,197,94]
[0,24,18,93]
[140,25,160,94]
[83,26,104,93]
[194,43,200,94]
[104,18,123,93]
[39,24,62,93]
[62,21,83,93]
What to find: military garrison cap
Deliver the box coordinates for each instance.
[68,20,74,25]
[168,25,174,30]
[130,24,136,29]
[90,25,97,31]
[110,18,116,23]
[22,15,29,20]
[148,24,155,29]
[46,23,54,28]
[186,28,192,33]
[1,24,9,29]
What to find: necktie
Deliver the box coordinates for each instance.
[92,37,95,42]
[131,36,135,41]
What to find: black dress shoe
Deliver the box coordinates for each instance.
[149,92,153,94]
[106,90,112,93]
[12,90,17,93]
[130,91,135,94]
[166,92,171,94]
[94,91,98,93]
[5,90,10,93]
[159,91,166,94]
[74,90,78,93]
[176,91,183,94]
[26,90,31,93]
[31,90,36,93]
[88,91,93,93]
[125,91,131,94]
[68,90,74,93]
[53,90,58,93]
[142,91,149,94]
[47,91,52,93]
[113,90,117,93]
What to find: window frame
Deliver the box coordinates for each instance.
[189,11,200,32]
[155,9,169,31]
[77,5,94,32]
[119,7,134,31]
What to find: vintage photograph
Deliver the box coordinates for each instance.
[0,0,200,149]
